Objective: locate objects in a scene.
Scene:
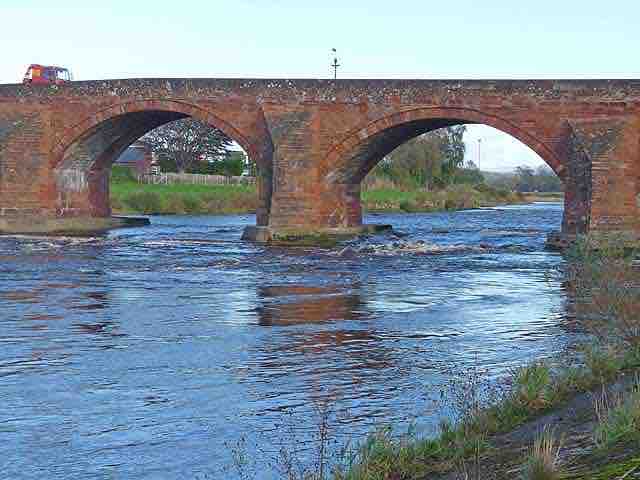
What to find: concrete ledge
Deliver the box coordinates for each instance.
[242,224,393,246]
[0,216,150,236]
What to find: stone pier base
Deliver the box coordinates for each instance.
[546,231,640,251]
[242,224,393,246]
[545,231,577,250]
[0,216,150,236]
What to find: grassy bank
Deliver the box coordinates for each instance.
[226,348,640,480]
[335,347,640,480]
[522,191,564,203]
[110,167,258,214]
[362,184,524,213]
[110,169,526,216]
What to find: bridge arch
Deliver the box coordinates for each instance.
[52,99,263,166]
[51,99,273,225]
[322,106,564,185]
[313,106,568,231]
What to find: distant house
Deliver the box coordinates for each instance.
[114,141,156,175]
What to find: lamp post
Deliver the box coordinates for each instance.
[331,48,340,80]
[477,138,482,171]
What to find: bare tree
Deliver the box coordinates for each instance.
[143,118,234,173]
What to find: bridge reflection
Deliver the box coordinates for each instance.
[256,284,369,326]
[252,283,399,382]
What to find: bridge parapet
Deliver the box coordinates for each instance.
[2,78,640,103]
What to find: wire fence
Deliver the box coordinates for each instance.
[137,172,256,186]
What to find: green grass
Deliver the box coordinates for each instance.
[593,383,640,449]
[361,184,523,213]
[110,175,258,215]
[110,172,525,217]
[577,457,640,480]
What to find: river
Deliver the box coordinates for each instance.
[0,202,579,479]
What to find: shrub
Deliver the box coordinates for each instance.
[584,345,622,383]
[123,191,162,213]
[180,194,202,213]
[163,195,186,214]
[568,234,640,349]
[110,195,125,212]
[513,362,552,410]
[399,199,414,212]
[110,165,136,183]
[593,378,640,448]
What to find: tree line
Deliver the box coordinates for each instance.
[367,125,484,189]
[367,125,562,193]
[485,166,563,193]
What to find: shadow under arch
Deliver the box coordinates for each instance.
[322,106,564,185]
[51,99,273,225]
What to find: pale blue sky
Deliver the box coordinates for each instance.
[2,0,638,171]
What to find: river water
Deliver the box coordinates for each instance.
[1,203,579,479]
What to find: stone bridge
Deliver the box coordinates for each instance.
[0,78,639,243]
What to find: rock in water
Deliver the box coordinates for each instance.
[337,246,358,258]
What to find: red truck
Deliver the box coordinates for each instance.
[23,64,73,85]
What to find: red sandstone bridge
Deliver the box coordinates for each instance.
[0,78,639,243]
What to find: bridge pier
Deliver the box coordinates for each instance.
[243,177,392,244]
[547,117,640,248]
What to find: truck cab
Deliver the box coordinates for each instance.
[23,65,73,85]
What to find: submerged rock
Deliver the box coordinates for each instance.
[337,246,358,258]
[351,240,486,256]
[332,238,527,257]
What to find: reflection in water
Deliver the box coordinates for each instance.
[254,284,397,394]
[0,204,580,479]
[257,284,368,326]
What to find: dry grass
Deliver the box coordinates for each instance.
[521,427,563,480]
[223,395,353,480]
[593,374,640,449]
[567,235,640,350]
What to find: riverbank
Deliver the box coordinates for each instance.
[521,191,564,203]
[361,184,524,212]
[111,175,527,215]
[110,181,259,215]
[333,349,640,480]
